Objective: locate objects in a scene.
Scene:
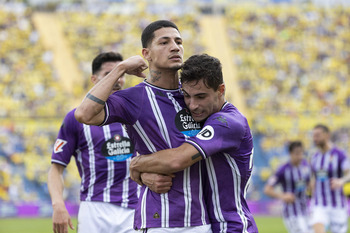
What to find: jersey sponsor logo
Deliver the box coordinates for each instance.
[316,169,328,182]
[295,180,306,193]
[214,115,228,126]
[175,108,203,137]
[196,125,214,140]
[54,139,67,153]
[101,134,134,161]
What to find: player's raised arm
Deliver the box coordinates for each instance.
[75,55,148,125]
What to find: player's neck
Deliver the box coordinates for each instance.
[291,160,300,166]
[146,68,179,89]
[320,141,332,154]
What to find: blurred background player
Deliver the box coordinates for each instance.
[74,20,212,232]
[48,52,139,233]
[264,141,311,233]
[310,124,350,233]
[130,54,258,233]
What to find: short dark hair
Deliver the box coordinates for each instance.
[288,141,303,153]
[141,20,179,48]
[180,54,223,91]
[92,52,123,74]
[314,124,330,133]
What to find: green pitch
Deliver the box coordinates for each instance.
[0,217,349,232]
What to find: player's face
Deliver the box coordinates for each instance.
[182,79,224,122]
[313,128,328,148]
[92,61,125,94]
[290,146,304,165]
[143,27,183,71]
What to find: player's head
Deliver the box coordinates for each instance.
[313,124,330,148]
[141,20,183,71]
[91,52,125,93]
[180,54,225,122]
[288,141,304,165]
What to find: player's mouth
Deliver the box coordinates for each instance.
[191,111,203,118]
[169,54,182,61]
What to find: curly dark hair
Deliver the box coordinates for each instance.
[180,54,223,91]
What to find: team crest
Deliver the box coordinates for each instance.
[54,139,67,153]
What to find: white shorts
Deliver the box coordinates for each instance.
[77,201,137,233]
[141,224,212,233]
[310,205,348,233]
[283,215,310,233]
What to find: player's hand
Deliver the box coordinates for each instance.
[141,173,174,194]
[120,55,148,78]
[330,177,344,190]
[130,156,143,185]
[52,202,74,233]
[281,192,295,203]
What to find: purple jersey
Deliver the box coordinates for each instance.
[103,81,209,229]
[310,147,349,208]
[51,109,138,209]
[267,160,310,218]
[186,102,258,233]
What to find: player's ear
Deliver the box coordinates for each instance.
[142,48,151,61]
[218,83,225,97]
[91,75,97,84]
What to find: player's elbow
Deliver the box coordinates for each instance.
[75,107,96,125]
[263,185,272,197]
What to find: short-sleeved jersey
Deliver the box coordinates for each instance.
[310,147,349,208]
[186,102,258,233]
[51,109,138,209]
[103,81,209,229]
[267,160,311,218]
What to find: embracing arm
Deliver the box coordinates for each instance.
[75,55,148,125]
[48,163,74,233]
[130,143,202,185]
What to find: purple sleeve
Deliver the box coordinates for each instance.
[267,166,284,186]
[51,109,79,166]
[101,86,144,126]
[187,113,247,159]
[339,150,350,171]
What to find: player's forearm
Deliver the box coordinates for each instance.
[131,150,179,174]
[75,62,127,125]
[48,165,65,207]
[264,185,283,200]
[131,144,202,174]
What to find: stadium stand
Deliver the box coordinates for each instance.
[224,3,350,199]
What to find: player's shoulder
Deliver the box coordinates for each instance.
[208,102,248,130]
[62,108,81,127]
[331,147,347,158]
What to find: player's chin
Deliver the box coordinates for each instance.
[169,63,183,70]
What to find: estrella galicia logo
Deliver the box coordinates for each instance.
[196,125,214,140]
[175,108,203,137]
[101,134,134,161]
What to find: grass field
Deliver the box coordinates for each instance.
[0,216,285,233]
[0,216,349,232]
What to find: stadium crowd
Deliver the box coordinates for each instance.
[225,4,350,200]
